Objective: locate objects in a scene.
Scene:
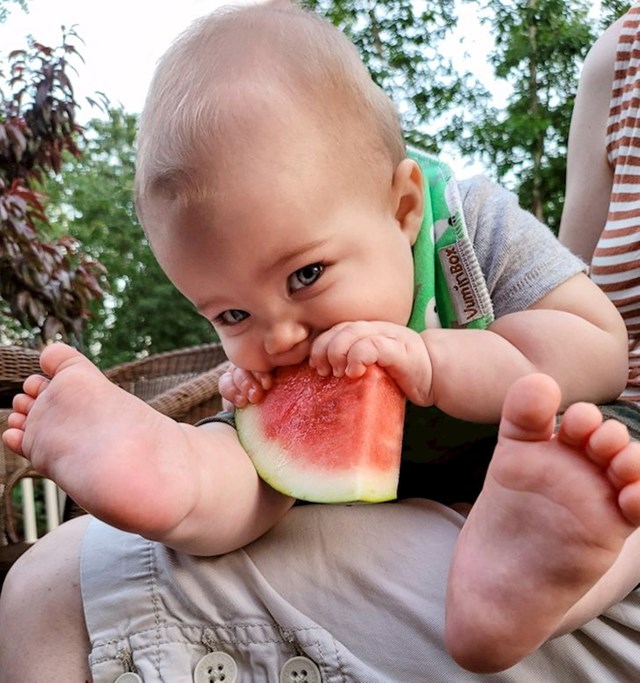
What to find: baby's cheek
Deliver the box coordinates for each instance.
[223,341,272,375]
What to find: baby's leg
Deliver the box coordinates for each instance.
[446,373,640,673]
[0,516,91,680]
[2,343,204,538]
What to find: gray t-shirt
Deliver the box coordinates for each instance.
[459,176,586,318]
[401,176,587,479]
[459,175,586,318]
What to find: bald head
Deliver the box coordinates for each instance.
[134,1,405,217]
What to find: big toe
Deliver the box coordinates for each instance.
[39,342,94,378]
[500,373,561,443]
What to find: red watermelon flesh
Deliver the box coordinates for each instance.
[236,363,406,503]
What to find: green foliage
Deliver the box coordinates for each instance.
[305,0,491,152]
[599,0,632,28]
[305,0,629,232]
[460,0,630,232]
[0,0,27,25]
[0,29,106,347]
[42,108,215,369]
[2,0,635,358]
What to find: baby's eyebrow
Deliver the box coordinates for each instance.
[267,238,329,273]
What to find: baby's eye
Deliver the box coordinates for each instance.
[288,263,324,292]
[215,309,249,326]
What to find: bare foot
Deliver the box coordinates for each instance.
[2,343,200,537]
[445,373,640,673]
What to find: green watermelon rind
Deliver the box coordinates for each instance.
[236,404,401,504]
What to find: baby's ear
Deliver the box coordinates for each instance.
[392,158,423,245]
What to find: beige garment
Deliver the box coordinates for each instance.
[82,500,640,682]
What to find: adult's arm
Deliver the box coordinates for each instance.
[558,15,623,262]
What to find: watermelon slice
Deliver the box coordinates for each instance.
[236,363,405,503]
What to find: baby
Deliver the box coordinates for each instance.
[3,1,640,674]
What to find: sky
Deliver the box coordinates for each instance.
[0,0,502,122]
[0,0,234,119]
[0,0,602,176]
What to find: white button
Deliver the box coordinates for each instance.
[279,656,322,683]
[193,651,238,682]
[114,674,142,683]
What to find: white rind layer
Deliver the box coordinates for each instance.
[236,405,399,503]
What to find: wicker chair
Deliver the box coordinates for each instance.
[0,346,46,583]
[0,341,229,587]
[104,342,229,425]
[0,347,43,542]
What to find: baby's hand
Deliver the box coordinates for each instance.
[309,321,434,406]
[218,364,273,409]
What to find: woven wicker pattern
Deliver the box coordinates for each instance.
[0,345,41,388]
[0,416,29,546]
[0,346,42,546]
[0,342,229,548]
[105,342,229,424]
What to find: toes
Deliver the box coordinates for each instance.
[22,374,50,398]
[1,427,24,457]
[586,419,630,467]
[556,402,603,449]
[11,392,32,414]
[618,481,640,525]
[39,342,92,378]
[12,384,45,414]
[7,411,27,430]
[607,441,640,486]
[499,373,561,442]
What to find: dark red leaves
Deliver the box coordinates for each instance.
[1,27,106,346]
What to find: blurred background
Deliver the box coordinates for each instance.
[0,0,629,368]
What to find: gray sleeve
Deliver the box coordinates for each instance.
[459,175,587,319]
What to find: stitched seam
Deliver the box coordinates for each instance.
[144,539,163,680]
[91,623,326,649]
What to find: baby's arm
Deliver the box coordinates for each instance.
[304,272,626,423]
[423,271,628,422]
[2,343,294,556]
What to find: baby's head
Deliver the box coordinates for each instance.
[135,1,424,372]
[135,0,406,211]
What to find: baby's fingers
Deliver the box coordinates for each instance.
[251,370,273,392]
[313,322,399,377]
[309,321,358,376]
[218,369,248,408]
[218,367,268,408]
[342,337,389,377]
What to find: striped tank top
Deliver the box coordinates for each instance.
[593,3,640,403]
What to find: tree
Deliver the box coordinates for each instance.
[0,27,106,347]
[42,108,214,368]
[0,0,27,24]
[308,0,632,232]
[460,0,631,232]
[599,0,632,28]
[306,0,491,153]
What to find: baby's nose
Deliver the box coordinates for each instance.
[263,320,309,356]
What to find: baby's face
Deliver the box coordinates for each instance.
[146,145,418,373]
